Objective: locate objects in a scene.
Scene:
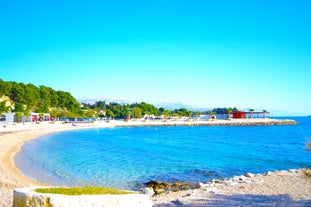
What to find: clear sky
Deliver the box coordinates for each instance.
[1,0,310,115]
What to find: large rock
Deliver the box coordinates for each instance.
[13,187,153,207]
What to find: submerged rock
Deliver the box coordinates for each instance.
[144,180,197,196]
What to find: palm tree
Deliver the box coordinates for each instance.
[39,113,44,121]
[227,108,232,120]
[262,109,268,118]
[195,111,199,120]
[188,111,193,120]
[208,111,213,119]
[210,111,217,120]
[127,110,132,121]
[164,110,170,119]
[50,109,58,121]
[24,110,30,122]
[15,111,23,123]
[249,108,254,119]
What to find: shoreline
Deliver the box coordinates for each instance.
[151,168,311,206]
[0,118,308,207]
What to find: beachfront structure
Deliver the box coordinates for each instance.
[217,110,269,119]
[232,111,247,119]
[5,112,51,123]
[231,111,269,119]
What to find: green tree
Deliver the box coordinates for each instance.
[38,86,51,112]
[14,102,24,112]
[262,109,268,118]
[14,102,25,123]
[194,111,201,120]
[24,109,31,122]
[164,110,170,119]
[96,101,106,109]
[85,109,95,118]
[15,111,23,123]
[158,107,166,115]
[133,107,142,118]
[139,102,159,116]
[49,88,59,107]
[0,101,9,114]
[106,109,115,119]
[50,109,58,121]
[25,83,40,110]
[57,91,80,114]
[0,79,12,96]
[227,107,232,120]
[126,110,132,120]
[10,82,26,104]
[188,111,193,119]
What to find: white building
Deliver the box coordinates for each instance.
[5,112,50,123]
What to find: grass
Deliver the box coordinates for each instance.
[35,186,135,195]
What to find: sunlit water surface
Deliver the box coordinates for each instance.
[16,117,311,190]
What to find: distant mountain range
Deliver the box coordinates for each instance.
[78,97,131,106]
[77,97,211,112]
[153,102,211,112]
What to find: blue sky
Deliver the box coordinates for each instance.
[1,0,310,115]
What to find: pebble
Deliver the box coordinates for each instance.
[232,175,247,183]
[245,172,255,178]
[289,169,299,173]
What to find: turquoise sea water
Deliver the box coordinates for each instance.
[16,117,311,190]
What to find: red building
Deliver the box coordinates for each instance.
[232,111,246,119]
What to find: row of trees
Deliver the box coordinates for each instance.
[81,101,204,119]
[0,79,81,117]
[1,79,268,120]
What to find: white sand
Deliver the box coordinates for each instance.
[1,119,309,207]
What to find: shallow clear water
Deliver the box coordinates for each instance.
[16,117,311,190]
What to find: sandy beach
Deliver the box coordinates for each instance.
[1,119,310,207]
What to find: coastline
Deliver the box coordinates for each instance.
[0,122,107,207]
[0,118,309,207]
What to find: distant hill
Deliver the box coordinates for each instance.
[78,97,210,112]
[0,79,81,117]
[153,102,211,112]
[78,97,132,105]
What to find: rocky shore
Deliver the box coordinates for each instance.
[150,169,311,206]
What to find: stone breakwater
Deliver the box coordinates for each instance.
[114,119,298,127]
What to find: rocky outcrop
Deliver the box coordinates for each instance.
[144,180,197,195]
[13,187,153,207]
